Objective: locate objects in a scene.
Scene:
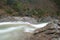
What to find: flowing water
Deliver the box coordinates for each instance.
[0,21,49,40]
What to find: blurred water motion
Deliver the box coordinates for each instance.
[0,22,49,40]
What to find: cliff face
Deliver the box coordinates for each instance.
[0,0,59,18]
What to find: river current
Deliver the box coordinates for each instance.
[0,21,49,40]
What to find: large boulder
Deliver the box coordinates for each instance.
[30,22,60,40]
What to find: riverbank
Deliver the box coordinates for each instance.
[0,16,38,24]
[0,16,60,23]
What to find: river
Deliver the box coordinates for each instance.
[0,21,49,40]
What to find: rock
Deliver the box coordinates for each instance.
[21,17,38,24]
[39,16,52,22]
[0,16,38,24]
[30,22,60,40]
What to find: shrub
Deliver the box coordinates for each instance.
[5,9,13,14]
[7,0,16,5]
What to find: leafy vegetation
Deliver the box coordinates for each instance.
[52,0,60,9]
[5,9,13,14]
[53,0,60,16]
[0,0,60,17]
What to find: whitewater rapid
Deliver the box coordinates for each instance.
[0,21,49,40]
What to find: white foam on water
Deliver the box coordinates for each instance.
[0,21,50,40]
[0,21,30,25]
[0,27,22,33]
[30,23,49,28]
[0,22,49,33]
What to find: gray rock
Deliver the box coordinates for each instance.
[0,16,38,24]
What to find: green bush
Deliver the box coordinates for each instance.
[0,0,7,4]
[7,0,16,5]
[5,9,13,14]
[52,0,60,9]
[12,2,23,12]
